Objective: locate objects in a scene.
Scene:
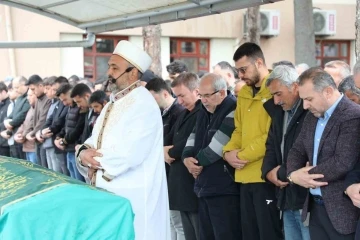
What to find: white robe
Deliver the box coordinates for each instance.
[85,84,170,240]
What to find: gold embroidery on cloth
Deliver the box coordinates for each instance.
[91,81,141,185]
[0,166,27,201]
[0,158,96,213]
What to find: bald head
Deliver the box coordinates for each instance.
[199,73,228,113]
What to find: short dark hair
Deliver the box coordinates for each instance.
[272,60,295,69]
[197,70,208,78]
[298,67,337,92]
[70,83,92,98]
[166,60,188,75]
[233,42,265,64]
[171,72,199,91]
[89,90,109,105]
[54,76,68,85]
[56,83,72,97]
[69,75,80,82]
[0,82,8,92]
[26,75,43,86]
[145,77,172,94]
[44,76,57,86]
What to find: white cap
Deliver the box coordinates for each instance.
[113,40,152,73]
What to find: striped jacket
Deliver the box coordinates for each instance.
[182,93,239,197]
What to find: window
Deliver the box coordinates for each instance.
[316,40,350,67]
[84,35,128,81]
[170,38,210,73]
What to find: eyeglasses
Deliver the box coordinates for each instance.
[198,90,219,99]
[236,64,252,74]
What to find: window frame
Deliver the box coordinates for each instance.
[170,38,210,72]
[315,40,350,67]
[84,35,128,81]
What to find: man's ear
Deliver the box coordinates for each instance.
[220,89,226,97]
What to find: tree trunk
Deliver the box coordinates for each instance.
[245,6,261,45]
[294,0,316,66]
[142,25,162,76]
[356,0,360,61]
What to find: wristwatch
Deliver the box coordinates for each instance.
[76,144,91,167]
[287,172,294,185]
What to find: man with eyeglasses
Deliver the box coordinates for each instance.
[75,40,170,240]
[182,73,240,240]
[223,42,283,239]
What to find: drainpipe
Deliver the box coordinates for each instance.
[4,6,16,76]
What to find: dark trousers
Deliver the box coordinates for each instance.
[0,146,10,157]
[241,183,283,240]
[309,200,355,240]
[10,143,25,160]
[36,143,47,168]
[198,195,241,240]
[180,211,199,240]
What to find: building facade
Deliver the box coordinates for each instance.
[0,0,356,81]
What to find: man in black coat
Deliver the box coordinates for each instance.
[0,82,11,157]
[70,83,93,145]
[54,83,85,181]
[164,73,201,240]
[262,65,309,240]
[146,77,185,239]
[4,76,30,159]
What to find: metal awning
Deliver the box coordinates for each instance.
[1,0,281,34]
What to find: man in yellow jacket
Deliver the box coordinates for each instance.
[223,42,282,240]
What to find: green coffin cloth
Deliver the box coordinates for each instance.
[0,157,135,240]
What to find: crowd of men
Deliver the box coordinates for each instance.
[0,75,110,181]
[146,43,360,240]
[4,39,360,240]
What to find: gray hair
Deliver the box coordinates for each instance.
[201,73,227,91]
[298,67,337,92]
[338,75,360,96]
[13,76,27,85]
[171,72,199,91]
[324,60,351,80]
[215,61,237,77]
[266,65,299,88]
[272,60,295,69]
[296,63,310,71]
[353,61,360,75]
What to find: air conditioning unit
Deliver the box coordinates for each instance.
[243,9,280,36]
[313,9,336,35]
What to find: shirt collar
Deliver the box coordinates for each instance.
[322,93,343,120]
[110,80,142,102]
[287,98,301,115]
[162,99,176,116]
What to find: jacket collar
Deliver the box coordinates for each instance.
[238,71,271,103]
[201,91,235,115]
